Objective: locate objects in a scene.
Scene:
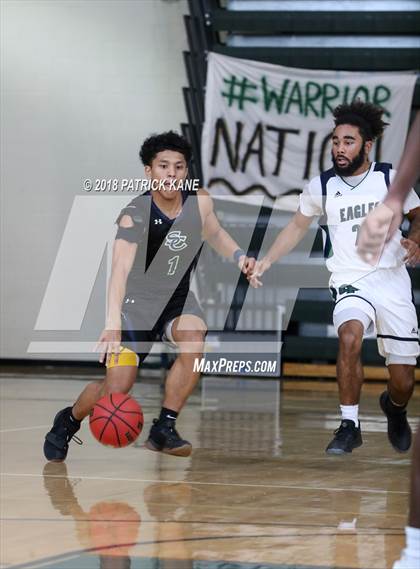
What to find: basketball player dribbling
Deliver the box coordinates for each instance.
[43,131,255,460]
[358,111,420,569]
[249,101,420,456]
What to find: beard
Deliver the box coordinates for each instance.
[332,145,366,176]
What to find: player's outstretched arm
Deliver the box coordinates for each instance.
[198,189,256,275]
[96,215,138,366]
[249,210,314,288]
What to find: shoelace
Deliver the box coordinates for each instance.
[63,425,83,446]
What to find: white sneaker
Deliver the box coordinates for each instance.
[393,551,420,569]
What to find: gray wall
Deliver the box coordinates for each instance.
[1,0,188,360]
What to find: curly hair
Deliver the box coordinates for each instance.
[139,131,192,166]
[333,100,389,141]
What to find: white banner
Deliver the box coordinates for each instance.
[201,52,417,201]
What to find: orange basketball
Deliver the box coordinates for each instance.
[89,393,143,448]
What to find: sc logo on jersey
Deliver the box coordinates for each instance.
[165,230,188,251]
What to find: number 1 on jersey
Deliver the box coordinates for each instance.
[167,255,179,276]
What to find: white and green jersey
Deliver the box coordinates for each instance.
[299,162,420,284]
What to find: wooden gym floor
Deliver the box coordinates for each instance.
[0,371,419,569]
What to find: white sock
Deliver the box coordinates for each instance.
[340,404,359,428]
[403,526,420,563]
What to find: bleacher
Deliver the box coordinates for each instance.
[182,0,420,371]
[183,0,420,176]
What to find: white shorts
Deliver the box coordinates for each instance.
[331,266,419,365]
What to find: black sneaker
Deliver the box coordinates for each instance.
[325,420,363,455]
[379,391,412,453]
[145,419,192,457]
[43,407,82,462]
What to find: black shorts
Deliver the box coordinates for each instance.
[121,292,205,365]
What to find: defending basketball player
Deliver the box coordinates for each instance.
[249,101,420,455]
[44,131,255,461]
[355,111,420,569]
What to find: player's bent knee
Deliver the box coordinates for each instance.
[338,326,363,354]
[175,330,206,354]
[102,369,137,395]
[106,347,140,369]
[87,380,104,404]
[185,330,206,342]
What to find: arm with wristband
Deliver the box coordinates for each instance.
[198,189,255,274]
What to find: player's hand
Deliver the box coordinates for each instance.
[248,257,272,288]
[401,238,420,267]
[95,328,122,366]
[238,255,256,276]
[357,199,403,265]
